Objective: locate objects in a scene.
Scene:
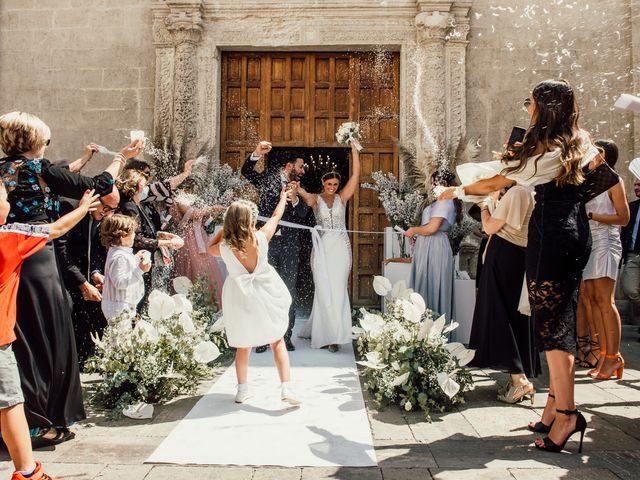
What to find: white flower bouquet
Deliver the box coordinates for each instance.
[336,122,364,151]
[354,276,475,420]
[86,279,226,413]
[361,172,424,257]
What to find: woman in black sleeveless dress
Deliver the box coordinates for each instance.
[440,80,598,453]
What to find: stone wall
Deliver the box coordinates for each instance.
[0,0,638,187]
[0,0,155,173]
[467,0,638,190]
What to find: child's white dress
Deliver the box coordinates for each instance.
[219,231,291,348]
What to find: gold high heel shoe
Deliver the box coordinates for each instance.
[497,381,536,404]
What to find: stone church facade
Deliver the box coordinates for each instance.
[1,0,638,304]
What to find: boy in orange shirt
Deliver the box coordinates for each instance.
[0,182,99,480]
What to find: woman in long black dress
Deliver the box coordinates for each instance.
[0,111,144,445]
[469,185,540,403]
[440,80,598,453]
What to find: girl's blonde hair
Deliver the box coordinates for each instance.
[0,111,51,156]
[100,214,138,247]
[223,200,259,258]
[116,169,146,199]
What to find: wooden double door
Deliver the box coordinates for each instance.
[220,51,400,306]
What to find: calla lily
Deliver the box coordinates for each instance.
[437,371,460,398]
[399,299,422,323]
[417,317,433,341]
[444,342,476,366]
[172,294,193,313]
[134,320,160,344]
[392,280,412,299]
[356,351,387,370]
[178,312,195,333]
[391,371,410,387]
[172,276,193,295]
[209,316,225,333]
[193,341,221,363]
[429,315,447,338]
[409,292,426,313]
[360,313,385,337]
[442,321,459,334]
[372,276,392,296]
[148,290,175,320]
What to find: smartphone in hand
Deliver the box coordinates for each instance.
[507,126,527,146]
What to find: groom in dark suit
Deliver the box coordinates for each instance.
[242,141,309,351]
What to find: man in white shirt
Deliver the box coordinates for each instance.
[621,179,640,325]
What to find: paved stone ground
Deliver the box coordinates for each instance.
[2,326,639,479]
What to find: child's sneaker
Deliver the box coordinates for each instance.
[12,462,54,480]
[281,384,301,406]
[235,384,250,403]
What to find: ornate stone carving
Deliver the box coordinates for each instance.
[165,10,203,46]
[152,3,204,162]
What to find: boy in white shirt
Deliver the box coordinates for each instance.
[99,214,151,320]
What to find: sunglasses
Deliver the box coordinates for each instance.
[44,139,51,147]
[523,98,532,109]
[99,198,117,212]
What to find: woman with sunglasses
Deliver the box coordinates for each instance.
[440,80,600,453]
[0,111,144,448]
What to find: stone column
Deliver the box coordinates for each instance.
[414,11,450,161]
[445,14,470,148]
[152,9,175,153]
[165,8,203,162]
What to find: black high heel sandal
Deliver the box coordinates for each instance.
[575,336,599,369]
[535,408,587,453]
[528,393,555,433]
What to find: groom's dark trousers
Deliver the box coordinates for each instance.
[241,154,309,342]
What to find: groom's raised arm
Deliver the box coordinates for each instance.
[241,140,272,187]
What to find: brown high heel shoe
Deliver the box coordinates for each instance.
[592,354,624,380]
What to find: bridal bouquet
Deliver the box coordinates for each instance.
[86,280,224,413]
[336,122,364,151]
[354,276,475,420]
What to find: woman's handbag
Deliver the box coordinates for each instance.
[581,162,620,203]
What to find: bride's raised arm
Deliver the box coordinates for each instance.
[297,184,317,209]
[339,139,361,204]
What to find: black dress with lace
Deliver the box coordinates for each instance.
[526,182,591,353]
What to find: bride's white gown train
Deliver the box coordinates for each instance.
[300,195,352,348]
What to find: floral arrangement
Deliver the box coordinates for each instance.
[354,276,475,420]
[361,171,424,256]
[336,122,364,151]
[86,279,223,414]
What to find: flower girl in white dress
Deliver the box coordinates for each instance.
[209,190,300,405]
[297,139,361,352]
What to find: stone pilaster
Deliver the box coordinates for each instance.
[414,1,472,161]
[445,14,470,148]
[414,10,450,157]
[151,1,204,163]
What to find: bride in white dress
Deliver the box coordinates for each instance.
[297,139,361,352]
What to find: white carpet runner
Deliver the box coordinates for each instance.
[146,321,377,467]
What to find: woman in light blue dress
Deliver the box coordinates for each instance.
[405,172,459,322]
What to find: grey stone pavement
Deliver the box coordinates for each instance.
[2,325,639,480]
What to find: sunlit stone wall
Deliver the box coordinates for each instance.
[0,0,637,188]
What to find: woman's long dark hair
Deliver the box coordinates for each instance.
[501,79,589,186]
[594,139,618,169]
